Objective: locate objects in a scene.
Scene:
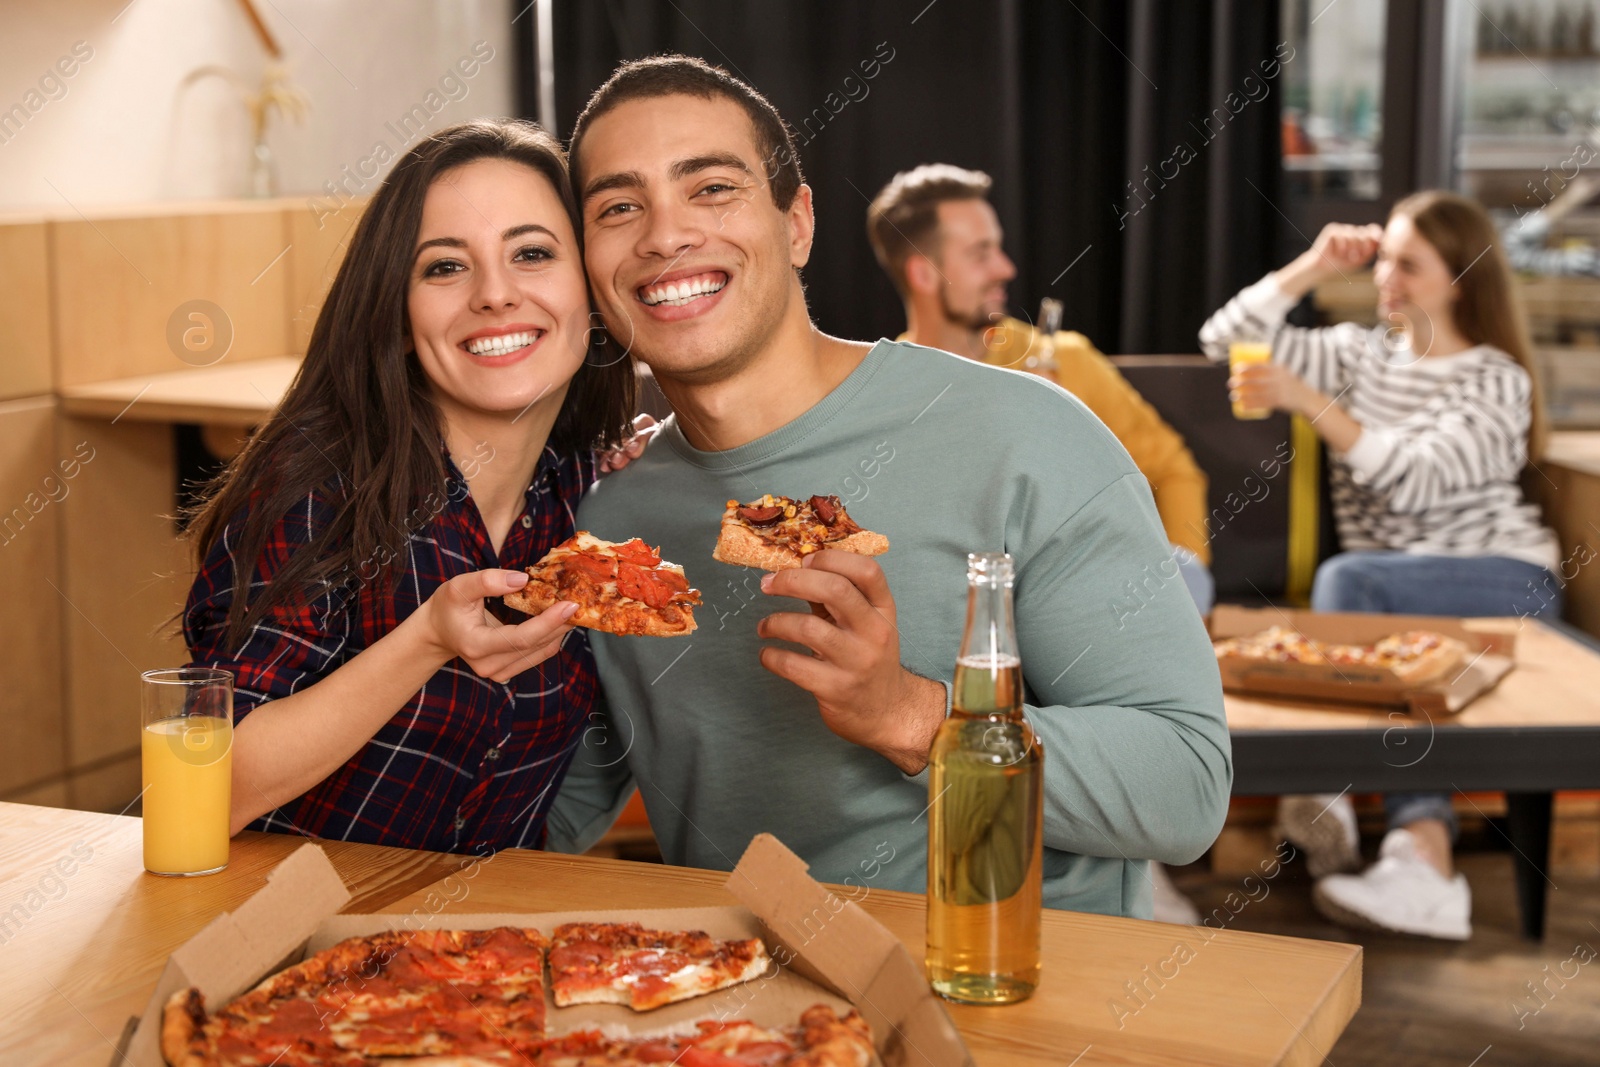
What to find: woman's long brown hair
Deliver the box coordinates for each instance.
[1391,190,1545,461]
[188,119,634,652]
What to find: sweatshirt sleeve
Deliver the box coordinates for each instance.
[1015,473,1232,866]
[543,698,638,853]
[1198,273,1370,396]
[1342,361,1534,515]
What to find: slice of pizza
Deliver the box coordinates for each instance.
[503,532,701,637]
[1372,629,1468,684]
[547,921,772,1012]
[713,494,889,572]
[161,928,548,1067]
[536,1005,874,1067]
[1213,626,1325,664]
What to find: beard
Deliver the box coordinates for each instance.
[938,287,1006,333]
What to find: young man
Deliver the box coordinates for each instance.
[867,164,1213,612]
[545,56,1230,919]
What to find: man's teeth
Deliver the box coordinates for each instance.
[465,331,538,356]
[640,275,726,307]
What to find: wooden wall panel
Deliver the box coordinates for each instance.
[286,198,364,352]
[0,396,66,795]
[66,755,141,814]
[56,415,188,773]
[1,780,69,807]
[0,218,54,400]
[49,202,291,389]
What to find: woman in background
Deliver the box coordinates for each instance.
[184,120,638,855]
[1200,191,1560,940]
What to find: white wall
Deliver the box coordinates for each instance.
[0,0,518,213]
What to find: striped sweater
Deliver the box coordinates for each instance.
[1200,275,1559,572]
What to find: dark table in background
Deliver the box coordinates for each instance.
[1226,617,1600,940]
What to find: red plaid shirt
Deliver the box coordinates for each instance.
[183,447,601,855]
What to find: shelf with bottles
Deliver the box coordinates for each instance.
[1473,2,1599,59]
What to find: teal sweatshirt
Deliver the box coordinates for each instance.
[545,340,1231,917]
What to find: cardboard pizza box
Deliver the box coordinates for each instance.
[119,834,972,1067]
[1209,604,1518,715]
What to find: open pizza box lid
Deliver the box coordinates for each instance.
[1208,604,1518,714]
[120,834,972,1067]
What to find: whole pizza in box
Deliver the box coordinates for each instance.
[161,920,873,1066]
[1213,625,1468,686]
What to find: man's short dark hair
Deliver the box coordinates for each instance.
[866,164,992,298]
[569,54,805,211]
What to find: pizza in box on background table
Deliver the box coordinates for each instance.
[161,923,871,1067]
[1213,625,1468,685]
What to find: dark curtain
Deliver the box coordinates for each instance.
[529,0,1283,356]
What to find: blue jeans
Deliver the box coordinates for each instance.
[1310,551,1563,841]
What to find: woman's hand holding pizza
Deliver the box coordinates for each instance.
[756,551,946,774]
[420,569,577,683]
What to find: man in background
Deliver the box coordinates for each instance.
[868,164,1213,614]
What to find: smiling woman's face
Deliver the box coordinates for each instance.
[408,157,590,428]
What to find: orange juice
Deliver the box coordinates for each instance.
[141,715,232,875]
[1229,342,1272,420]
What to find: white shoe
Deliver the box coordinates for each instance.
[1275,793,1361,878]
[1312,828,1472,941]
[1150,863,1200,924]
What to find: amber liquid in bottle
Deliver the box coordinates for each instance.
[926,554,1044,1005]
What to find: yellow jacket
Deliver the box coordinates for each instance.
[902,319,1210,563]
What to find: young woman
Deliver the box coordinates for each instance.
[1200,190,1560,940]
[184,120,638,855]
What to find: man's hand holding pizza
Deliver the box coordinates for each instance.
[756,550,946,774]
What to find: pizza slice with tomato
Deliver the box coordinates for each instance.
[504,532,701,637]
[547,921,771,1012]
[536,1005,874,1067]
[162,928,548,1067]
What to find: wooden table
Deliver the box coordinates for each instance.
[0,803,1362,1067]
[1226,617,1600,939]
[58,356,302,427]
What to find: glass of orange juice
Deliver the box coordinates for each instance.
[141,668,233,876]
[1228,342,1273,420]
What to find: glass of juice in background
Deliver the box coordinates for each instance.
[141,667,233,876]
[1228,341,1273,420]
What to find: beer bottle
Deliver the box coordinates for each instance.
[926,552,1044,1004]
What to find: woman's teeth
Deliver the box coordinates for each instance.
[640,274,726,307]
[466,331,538,356]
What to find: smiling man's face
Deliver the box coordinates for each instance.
[577,92,814,385]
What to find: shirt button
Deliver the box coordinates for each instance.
[520,515,533,528]
[485,747,502,761]
[454,815,466,830]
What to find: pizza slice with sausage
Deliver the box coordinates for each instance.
[504,532,701,637]
[713,494,889,572]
